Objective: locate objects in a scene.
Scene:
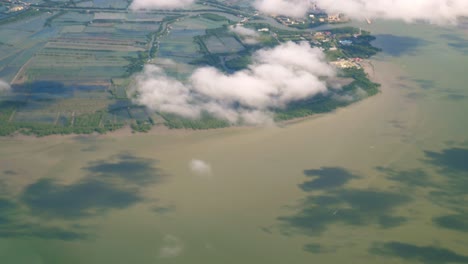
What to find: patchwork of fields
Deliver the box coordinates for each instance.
[0,0,379,135]
[0,0,251,135]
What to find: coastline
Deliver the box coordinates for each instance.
[277,58,380,127]
[1,58,384,141]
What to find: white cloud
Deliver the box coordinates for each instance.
[158,235,184,258]
[229,24,261,44]
[132,66,200,118]
[254,0,468,23]
[0,80,10,92]
[317,0,468,23]
[131,41,335,124]
[189,159,212,175]
[130,0,195,10]
[254,0,314,18]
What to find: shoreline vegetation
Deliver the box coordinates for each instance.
[0,2,381,137]
[0,60,380,139]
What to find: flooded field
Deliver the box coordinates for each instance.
[0,20,468,263]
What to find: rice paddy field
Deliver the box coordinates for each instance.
[0,0,362,136]
[0,3,247,135]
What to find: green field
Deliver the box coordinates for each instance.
[0,1,381,135]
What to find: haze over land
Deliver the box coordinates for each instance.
[130,0,195,10]
[229,25,261,44]
[0,80,10,92]
[254,0,468,23]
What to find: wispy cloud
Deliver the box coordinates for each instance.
[130,0,195,10]
[131,41,335,124]
[254,0,468,24]
[158,235,184,258]
[254,0,315,18]
[189,159,212,176]
[229,24,261,44]
[0,80,11,92]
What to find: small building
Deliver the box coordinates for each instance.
[9,6,24,12]
[258,28,269,32]
[328,14,341,22]
[331,59,359,69]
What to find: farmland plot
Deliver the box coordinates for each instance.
[204,35,244,53]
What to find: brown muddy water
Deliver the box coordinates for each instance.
[0,20,467,263]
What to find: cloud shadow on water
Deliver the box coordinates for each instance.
[3,170,17,176]
[0,224,87,241]
[376,167,435,188]
[413,79,436,90]
[424,147,468,204]
[84,153,165,186]
[21,178,143,219]
[370,241,468,264]
[304,243,325,254]
[433,214,468,233]
[425,148,468,174]
[0,198,86,240]
[278,167,411,237]
[440,34,468,55]
[372,34,430,57]
[20,154,166,219]
[300,167,359,191]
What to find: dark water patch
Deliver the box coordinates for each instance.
[378,215,407,228]
[370,241,468,264]
[152,204,176,215]
[425,147,468,193]
[0,198,16,210]
[0,199,17,225]
[448,43,468,54]
[2,170,17,176]
[300,167,359,191]
[429,190,468,211]
[422,146,468,209]
[0,198,85,240]
[389,119,406,129]
[377,167,434,188]
[21,178,142,219]
[338,190,410,213]
[413,79,436,90]
[441,33,467,42]
[21,154,165,219]
[278,206,343,235]
[279,168,411,236]
[81,145,99,152]
[372,34,429,57]
[303,243,327,253]
[425,147,468,173]
[406,91,427,100]
[433,214,468,232]
[0,225,87,241]
[445,94,467,101]
[84,154,165,186]
[278,189,411,236]
[440,33,468,55]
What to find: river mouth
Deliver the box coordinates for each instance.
[1,20,468,263]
